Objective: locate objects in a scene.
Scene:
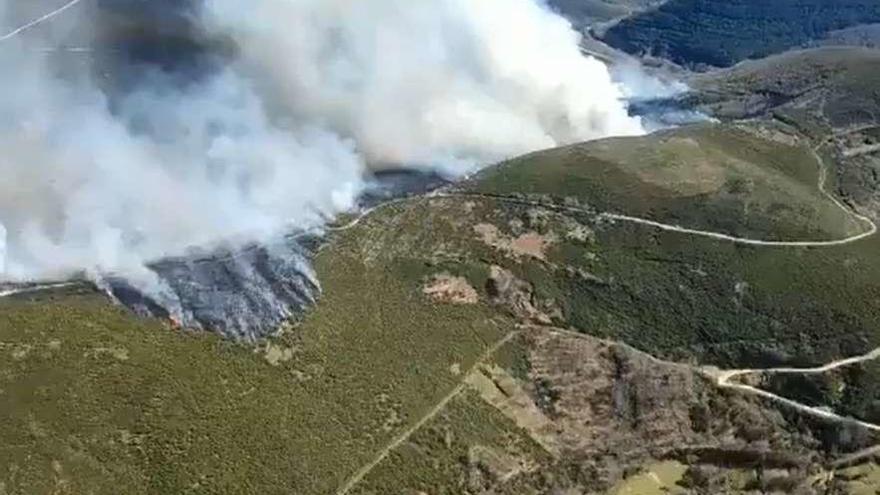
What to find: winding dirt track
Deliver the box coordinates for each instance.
[602,209,876,247]
[328,146,877,247]
[712,373,880,433]
[702,335,880,434]
[705,346,880,433]
[455,147,877,247]
[547,325,880,433]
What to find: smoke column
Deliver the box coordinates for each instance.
[0,0,642,290]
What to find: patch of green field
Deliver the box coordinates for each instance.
[460,120,880,369]
[349,390,551,495]
[0,201,510,494]
[583,202,863,363]
[344,180,880,376]
[471,123,862,241]
[456,189,880,369]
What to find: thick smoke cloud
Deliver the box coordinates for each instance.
[204,0,643,170]
[0,0,642,288]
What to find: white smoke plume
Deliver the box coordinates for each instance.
[0,0,643,287]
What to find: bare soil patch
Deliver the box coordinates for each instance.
[474,223,555,261]
[423,274,479,305]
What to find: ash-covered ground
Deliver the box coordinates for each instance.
[0,0,675,341]
[106,169,450,341]
[106,240,320,341]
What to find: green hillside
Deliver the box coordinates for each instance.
[3,120,880,493]
[472,123,866,241]
[601,0,880,68]
[690,47,880,214]
[547,0,663,26]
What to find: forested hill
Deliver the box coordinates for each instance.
[601,0,880,68]
[547,0,663,26]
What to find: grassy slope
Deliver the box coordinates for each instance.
[333,131,880,489]
[472,123,863,241]
[562,213,880,366]
[688,47,880,226]
[349,389,552,495]
[0,202,509,494]
[691,47,880,127]
[3,121,880,492]
[471,124,879,368]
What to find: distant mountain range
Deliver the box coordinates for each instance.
[591,0,880,68]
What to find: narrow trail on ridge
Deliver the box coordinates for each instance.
[703,348,880,434]
[335,330,519,495]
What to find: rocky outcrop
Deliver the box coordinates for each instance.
[486,265,556,324]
